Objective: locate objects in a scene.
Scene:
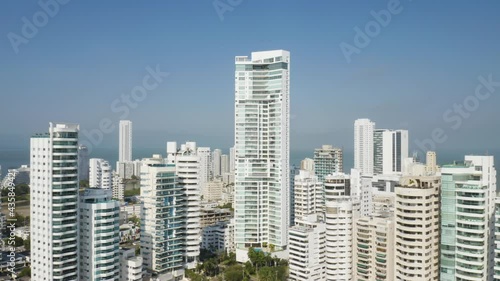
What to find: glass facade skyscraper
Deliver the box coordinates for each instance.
[440,156,496,281]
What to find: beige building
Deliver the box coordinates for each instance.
[202,179,224,202]
[200,206,232,228]
[395,176,440,280]
[353,212,395,281]
[300,158,315,172]
[425,151,438,174]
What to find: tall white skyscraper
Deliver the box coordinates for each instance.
[323,173,357,280]
[30,123,80,281]
[167,141,201,269]
[354,118,375,175]
[229,146,235,173]
[373,129,409,174]
[140,159,185,280]
[197,147,211,194]
[211,149,222,178]
[234,50,290,260]
[221,154,229,174]
[79,188,120,280]
[89,158,112,189]
[440,156,496,281]
[119,120,132,162]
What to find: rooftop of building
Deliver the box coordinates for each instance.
[31,132,50,138]
[442,161,470,168]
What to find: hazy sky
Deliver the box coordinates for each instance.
[1,0,500,155]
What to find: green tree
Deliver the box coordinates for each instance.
[224,264,244,281]
[244,261,255,275]
[257,267,274,281]
[185,269,207,281]
[5,236,25,247]
[203,259,218,276]
[128,215,140,226]
[269,244,275,252]
[17,267,31,277]
[23,235,30,250]
[248,248,267,268]
[124,188,140,197]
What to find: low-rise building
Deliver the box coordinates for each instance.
[120,247,143,281]
[201,220,234,253]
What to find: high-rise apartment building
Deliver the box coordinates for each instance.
[229,146,235,173]
[314,145,343,181]
[211,149,222,178]
[494,197,500,281]
[202,179,224,202]
[166,142,201,269]
[353,212,395,281]
[324,173,357,280]
[79,188,120,281]
[354,118,375,175]
[289,215,326,281]
[89,158,112,189]
[30,123,80,280]
[426,151,438,175]
[78,144,89,181]
[221,154,229,174]
[119,120,132,162]
[197,147,211,193]
[300,158,315,173]
[293,170,324,224]
[350,168,373,217]
[373,129,409,175]
[440,156,496,281]
[112,171,124,201]
[234,50,290,261]
[140,160,185,280]
[395,176,440,280]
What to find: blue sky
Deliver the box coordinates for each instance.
[1,0,500,155]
